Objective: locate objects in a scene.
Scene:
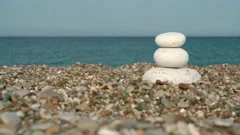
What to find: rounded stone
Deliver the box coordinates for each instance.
[154,48,189,68]
[0,112,21,128]
[142,67,201,85]
[155,32,186,47]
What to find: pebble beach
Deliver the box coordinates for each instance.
[0,62,240,135]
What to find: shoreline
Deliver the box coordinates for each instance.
[1,62,239,68]
[0,62,240,134]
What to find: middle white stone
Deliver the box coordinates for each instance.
[154,48,189,68]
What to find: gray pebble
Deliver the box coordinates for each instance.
[41,85,53,91]
[161,98,173,108]
[39,90,63,101]
[30,104,41,110]
[0,112,21,128]
[177,101,189,108]
[0,127,15,135]
[143,129,167,135]
[155,90,165,97]
[59,112,76,121]
[13,89,30,97]
[213,118,233,127]
[31,122,55,130]
[31,130,45,135]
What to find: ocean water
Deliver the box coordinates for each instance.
[0,37,239,67]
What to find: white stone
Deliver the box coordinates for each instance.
[155,32,186,47]
[154,48,189,68]
[142,67,201,85]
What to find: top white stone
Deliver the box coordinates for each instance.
[155,32,186,47]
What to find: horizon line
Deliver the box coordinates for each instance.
[0,35,240,38]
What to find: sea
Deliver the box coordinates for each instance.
[0,37,239,67]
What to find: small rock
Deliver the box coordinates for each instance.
[98,127,120,135]
[142,85,151,90]
[143,129,167,135]
[0,72,6,75]
[162,115,176,124]
[101,85,109,90]
[6,86,20,91]
[136,122,155,129]
[42,86,54,91]
[155,90,165,97]
[156,80,166,85]
[16,111,25,118]
[31,122,55,130]
[39,98,48,104]
[0,101,6,110]
[59,112,76,121]
[76,104,92,112]
[77,119,98,129]
[196,110,205,118]
[213,118,234,127]
[117,120,137,129]
[45,126,60,135]
[10,96,18,104]
[0,112,21,128]
[31,130,45,135]
[75,86,87,92]
[177,121,189,135]
[0,125,15,135]
[188,124,200,135]
[39,90,63,101]
[30,104,41,110]
[13,89,30,98]
[161,98,173,108]
[177,101,189,108]
[178,83,189,90]
[126,85,135,93]
[205,93,220,107]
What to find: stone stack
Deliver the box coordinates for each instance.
[143,32,201,85]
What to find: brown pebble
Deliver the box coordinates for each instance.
[100,110,112,116]
[156,80,166,85]
[51,97,60,104]
[76,104,92,112]
[135,129,143,135]
[45,126,60,135]
[175,115,188,122]
[178,83,189,90]
[101,85,109,90]
[112,83,118,88]
[42,103,59,110]
[39,97,48,104]
[10,96,18,104]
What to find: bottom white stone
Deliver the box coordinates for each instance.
[142,67,201,85]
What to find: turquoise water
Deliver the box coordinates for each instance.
[0,37,239,67]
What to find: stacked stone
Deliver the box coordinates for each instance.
[154,32,188,68]
[143,32,201,85]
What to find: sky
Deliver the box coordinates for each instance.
[0,0,240,37]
